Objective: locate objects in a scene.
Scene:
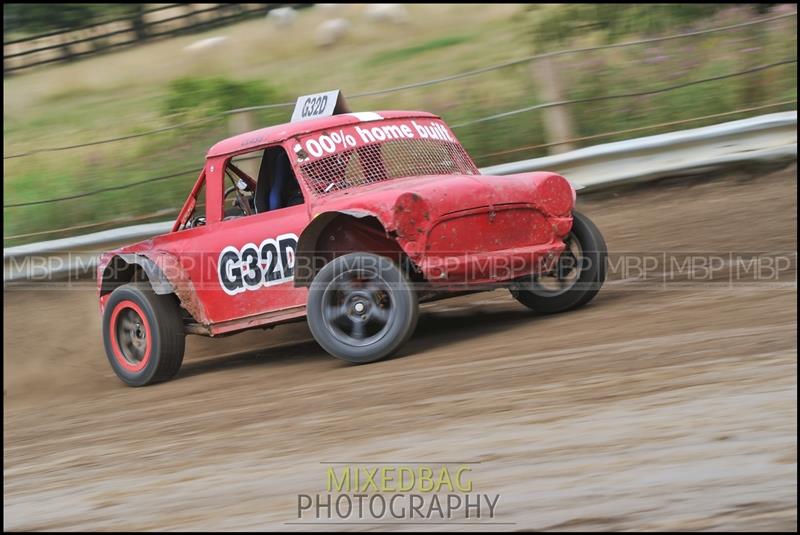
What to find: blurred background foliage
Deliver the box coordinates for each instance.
[161,77,284,122]
[527,4,769,49]
[3,3,797,243]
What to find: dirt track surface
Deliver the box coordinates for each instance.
[3,166,797,531]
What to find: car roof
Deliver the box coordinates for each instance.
[206,110,440,158]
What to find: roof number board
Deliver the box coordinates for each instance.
[291,89,351,123]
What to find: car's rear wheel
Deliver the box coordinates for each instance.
[307,253,419,364]
[102,283,185,386]
[511,210,607,314]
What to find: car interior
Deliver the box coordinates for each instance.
[223,146,304,220]
[185,146,305,228]
[255,146,304,213]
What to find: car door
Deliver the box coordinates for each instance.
[200,203,309,324]
[165,150,310,327]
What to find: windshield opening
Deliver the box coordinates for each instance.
[293,119,478,195]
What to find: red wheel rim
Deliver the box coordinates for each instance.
[109,300,152,372]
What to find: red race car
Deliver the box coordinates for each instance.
[97,94,607,386]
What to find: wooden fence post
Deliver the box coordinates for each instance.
[228,110,256,136]
[228,111,260,175]
[59,33,75,62]
[531,56,577,154]
[131,4,148,42]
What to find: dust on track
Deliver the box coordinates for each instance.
[3,165,797,531]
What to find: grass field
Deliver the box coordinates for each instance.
[3,4,796,242]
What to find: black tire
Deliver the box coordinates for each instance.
[307,253,419,364]
[512,210,607,314]
[102,283,185,386]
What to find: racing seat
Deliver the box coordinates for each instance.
[255,148,304,213]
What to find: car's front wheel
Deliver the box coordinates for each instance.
[102,283,185,386]
[511,210,607,314]
[307,253,419,364]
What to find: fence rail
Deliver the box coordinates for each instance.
[3,4,307,75]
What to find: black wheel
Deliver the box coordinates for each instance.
[307,253,419,364]
[102,283,185,386]
[511,210,607,314]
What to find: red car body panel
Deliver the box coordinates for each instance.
[97,111,575,336]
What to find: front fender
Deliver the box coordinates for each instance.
[97,250,208,324]
[294,209,391,285]
[98,252,174,296]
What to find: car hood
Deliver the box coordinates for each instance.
[310,171,574,222]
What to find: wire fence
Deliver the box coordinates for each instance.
[3,98,796,243]
[4,58,795,211]
[449,59,797,128]
[3,168,201,208]
[474,100,798,160]
[3,9,797,242]
[3,10,795,160]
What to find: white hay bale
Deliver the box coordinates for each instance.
[266,6,297,28]
[363,4,410,24]
[315,18,351,48]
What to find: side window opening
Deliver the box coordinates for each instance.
[178,180,207,230]
[219,145,306,221]
[221,151,260,220]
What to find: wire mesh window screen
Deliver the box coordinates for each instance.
[298,138,480,195]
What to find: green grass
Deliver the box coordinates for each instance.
[364,34,475,67]
[2,4,796,244]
